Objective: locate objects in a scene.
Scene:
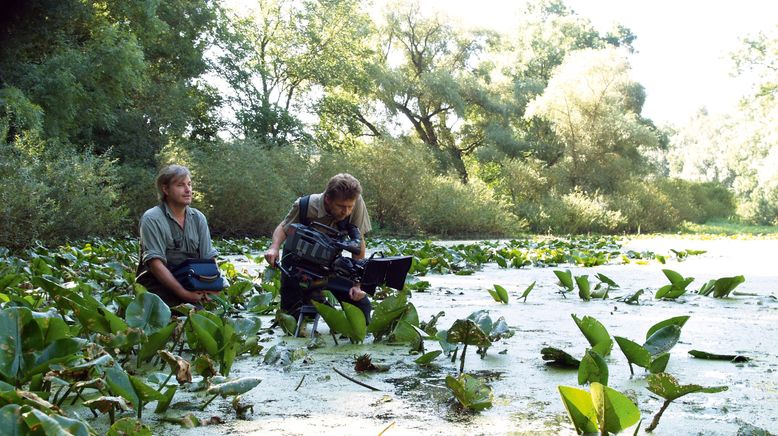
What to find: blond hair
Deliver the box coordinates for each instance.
[155,165,191,202]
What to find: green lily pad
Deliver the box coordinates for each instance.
[445,373,493,411]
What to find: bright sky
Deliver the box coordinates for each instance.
[399,0,777,125]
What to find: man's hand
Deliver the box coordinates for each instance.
[349,284,366,301]
[264,247,280,267]
[177,290,211,305]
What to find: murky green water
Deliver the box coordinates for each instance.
[139,238,778,435]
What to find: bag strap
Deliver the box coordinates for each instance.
[299,195,311,226]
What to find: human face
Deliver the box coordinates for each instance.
[324,195,356,221]
[163,176,193,208]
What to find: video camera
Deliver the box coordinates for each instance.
[280,221,411,294]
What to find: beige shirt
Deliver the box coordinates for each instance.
[281,193,371,235]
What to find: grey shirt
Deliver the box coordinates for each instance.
[139,203,218,265]
[281,193,372,235]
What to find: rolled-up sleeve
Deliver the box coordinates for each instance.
[140,214,168,264]
[196,211,218,259]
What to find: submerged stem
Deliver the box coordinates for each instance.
[646,399,672,432]
[200,393,219,411]
[459,343,468,374]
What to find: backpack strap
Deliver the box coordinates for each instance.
[299,195,311,226]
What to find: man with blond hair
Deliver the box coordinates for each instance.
[265,173,373,321]
[136,164,219,306]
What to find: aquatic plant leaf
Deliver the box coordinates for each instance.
[390,320,422,352]
[572,314,613,356]
[130,375,163,402]
[107,417,151,436]
[558,385,598,434]
[540,347,580,369]
[105,366,140,408]
[190,314,219,356]
[578,349,608,386]
[575,275,591,301]
[24,408,79,436]
[446,319,490,348]
[84,396,132,414]
[519,281,535,302]
[30,337,86,376]
[590,382,641,434]
[154,386,177,413]
[643,325,681,357]
[649,353,670,374]
[488,317,514,342]
[646,373,728,401]
[275,311,297,336]
[414,350,442,365]
[311,301,349,337]
[688,350,749,362]
[158,350,192,384]
[207,377,262,397]
[367,293,410,339]
[445,374,493,411]
[646,316,690,340]
[554,269,574,291]
[341,302,367,343]
[614,336,651,369]
[697,279,716,296]
[138,322,177,363]
[125,292,171,335]
[488,284,509,304]
[711,275,745,298]
[0,307,34,382]
[595,273,618,288]
[0,404,25,435]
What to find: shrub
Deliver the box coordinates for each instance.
[539,189,626,234]
[0,135,125,249]
[416,176,523,237]
[160,140,309,236]
[610,181,680,233]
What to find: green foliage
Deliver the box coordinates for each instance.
[445,374,494,411]
[488,284,510,304]
[645,373,728,431]
[541,189,626,234]
[0,140,125,249]
[311,297,367,344]
[697,275,746,298]
[558,382,640,434]
[163,141,308,236]
[571,314,613,356]
[656,269,695,299]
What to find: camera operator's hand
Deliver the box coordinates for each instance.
[349,284,367,301]
[264,247,280,267]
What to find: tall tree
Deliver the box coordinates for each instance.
[494,0,637,165]
[0,0,222,163]
[212,0,374,147]
[525,48,660,192]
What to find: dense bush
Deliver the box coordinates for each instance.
[538,189,626,234]
[609,181,680,233]
[416,176,523,236]
[161,140,310,236]
[0,136,125,250]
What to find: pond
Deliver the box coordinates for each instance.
[172,237,777,435]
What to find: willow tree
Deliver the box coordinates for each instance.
[495,0,637,165]
[525,48,660,193]
[346,3,512,183]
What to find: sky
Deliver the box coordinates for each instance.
[397,0,777,125]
